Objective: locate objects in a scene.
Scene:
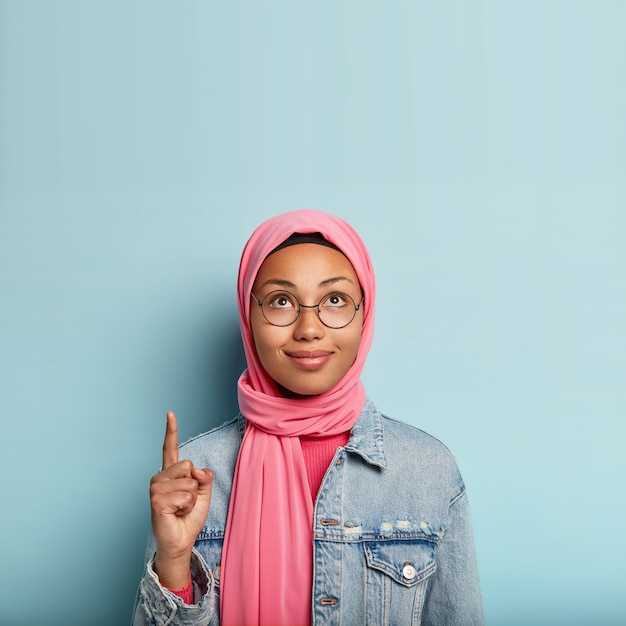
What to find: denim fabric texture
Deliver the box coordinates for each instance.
[132,400,484,625]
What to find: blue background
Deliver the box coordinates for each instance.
[1,2,624,624]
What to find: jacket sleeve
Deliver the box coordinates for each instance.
[421,488,485,626]
[131,548,218,626]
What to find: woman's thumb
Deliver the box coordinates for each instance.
[194,468,214,494]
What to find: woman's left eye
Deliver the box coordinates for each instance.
[323,292,349,307]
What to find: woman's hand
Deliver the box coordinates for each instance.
[150,411,213,589]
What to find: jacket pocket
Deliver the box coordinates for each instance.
[363,540,436,626]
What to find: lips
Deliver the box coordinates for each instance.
[285,349,334,371]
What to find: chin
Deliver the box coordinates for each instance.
[276,379,336,398]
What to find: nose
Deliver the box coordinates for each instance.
[292,305,325,341]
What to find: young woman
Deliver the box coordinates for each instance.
[132,209,484,625]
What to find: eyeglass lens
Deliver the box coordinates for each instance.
[260,291,358,328]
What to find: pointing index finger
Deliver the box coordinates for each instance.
[162,411,179,470]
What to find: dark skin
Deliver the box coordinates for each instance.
[150,412,213,589]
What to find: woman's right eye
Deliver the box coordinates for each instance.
[268,293,296,309]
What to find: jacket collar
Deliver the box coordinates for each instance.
[237,398,387,469]
[345,399,387,468]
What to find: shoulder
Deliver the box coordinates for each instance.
[177,415,243,470]
[382,413,458,462]
[364,401,466,500]
[360,399,458,461]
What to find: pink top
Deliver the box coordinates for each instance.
[166,573,193,604]
[300,431,351,498]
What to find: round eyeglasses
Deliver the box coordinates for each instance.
[251,290,364,329]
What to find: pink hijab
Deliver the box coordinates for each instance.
[220,209,376,625]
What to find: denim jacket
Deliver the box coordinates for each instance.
[132,400,484,625]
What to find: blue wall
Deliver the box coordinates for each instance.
[1,2,624,624]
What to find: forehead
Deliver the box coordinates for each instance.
[253,243,359,288]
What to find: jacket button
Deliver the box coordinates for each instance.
[402,564,417,580]
[155,599,166,613]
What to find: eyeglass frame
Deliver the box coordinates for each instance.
[250,289,364,329]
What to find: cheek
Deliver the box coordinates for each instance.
[250,311,269,361]
[349,313,364,353]
[347,329,363,361]
[338,323,363,367]
[250,315,285,368]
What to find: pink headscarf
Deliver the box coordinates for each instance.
[220,209,375,625]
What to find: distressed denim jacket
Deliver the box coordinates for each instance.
[132,400,484,626]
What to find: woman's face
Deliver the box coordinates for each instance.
[250,243,364,396]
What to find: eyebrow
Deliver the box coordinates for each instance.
[259,276,357,290]
[320,276,357,288]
